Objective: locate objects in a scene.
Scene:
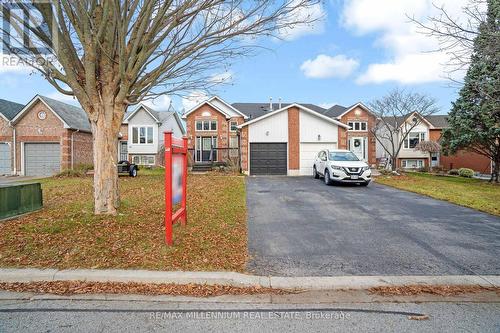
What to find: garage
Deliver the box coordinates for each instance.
[24,143,61,176]
[299,142,337,176]
[0,143,11,175]
[250,143,287,175]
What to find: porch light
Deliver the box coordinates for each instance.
[266,131,269,136]
[317,134,321,141]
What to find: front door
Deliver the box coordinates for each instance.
[120,141,128,161]
[350,137,366,161]
[196,136,217,163]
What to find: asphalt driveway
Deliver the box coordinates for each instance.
[246,176,500,276]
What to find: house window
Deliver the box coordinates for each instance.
[195,120,217,131]
[401,159,424,169]
[229,136,238,148]
[132,155,155,165]
[230,121,238,131]
[132,126,154,144]
[348,121,368,131]
[404,132,425,149]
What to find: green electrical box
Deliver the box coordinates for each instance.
[0,183,43,220]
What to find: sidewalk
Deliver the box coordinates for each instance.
[0,268,499,290]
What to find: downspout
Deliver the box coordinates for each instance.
[10,122,16,175]
[71,129,80,170]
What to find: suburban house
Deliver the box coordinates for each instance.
[121,103,185,166]
[183,96,350,175]
[322,102,377,166]
[0,98,24,175]
[10,95,93,176]
[376,113,492,173]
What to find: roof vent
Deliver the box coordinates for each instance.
[269,97,273,112]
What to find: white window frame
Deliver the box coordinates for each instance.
[229,136,238,148]
[195,120,217,132]
[347,121,368,132]
[132,155,155,165]
[404,132,425,149]
[401,159,424,169]
[230,121,238,132]
[131,126,154,144]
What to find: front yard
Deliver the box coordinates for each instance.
[376,172,500,216]
[0,169,247,271]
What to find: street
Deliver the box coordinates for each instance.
[0,292,499,332]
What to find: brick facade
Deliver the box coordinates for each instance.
[287,107,300,172]
[13,100,93,174]
[338,106,377,166]
[0,117,14,172]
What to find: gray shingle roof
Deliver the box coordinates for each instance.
[231,103,326,120]
[38,96,91,132]
[322,104,348,118]
[0,98,24,121]
[381,114,449,128]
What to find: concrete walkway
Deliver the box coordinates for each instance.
[0,268,499,290]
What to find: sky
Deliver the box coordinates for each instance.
[0,0,475,115]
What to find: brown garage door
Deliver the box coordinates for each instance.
[250,143,287,175]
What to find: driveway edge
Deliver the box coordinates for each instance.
[0,269,498,290]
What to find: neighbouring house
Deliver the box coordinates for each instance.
[0,98,24,175]
[10,95,93,176]
[376,113,492,173]
[183,96,349,175]
[322,102,377,166]
[121,103,185,166]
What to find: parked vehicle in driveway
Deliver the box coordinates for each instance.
[313,149,371,186]
[117,160,138,177]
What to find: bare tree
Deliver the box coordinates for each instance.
[416,140,441,171]
[370,89,440,171]
[1,0,321,214]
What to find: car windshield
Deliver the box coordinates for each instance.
[329,151,359,161]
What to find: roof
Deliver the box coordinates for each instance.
[238,103,349,129]
[182,96,248,119]
[381,114,449,129]
[124,103,186,134]
[12,95,91,132]
[38,96,91,132]
[231,102,326,120]
[322,104,348,118]
[124,103,161,123]
[0,98,24,121]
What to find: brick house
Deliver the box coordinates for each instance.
[183,96,349,175]
[10,95,93,176]
[0,98,24,175]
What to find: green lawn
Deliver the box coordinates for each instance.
[376,172,500,216]
[0,169,248,271]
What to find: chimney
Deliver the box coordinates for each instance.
[269,97,273,111]
[278,97,282,109]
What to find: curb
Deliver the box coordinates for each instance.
[0,269,499,290]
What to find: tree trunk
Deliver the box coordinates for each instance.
[491,159,499,183]
[91,112,120,215]
[391,156,398,171]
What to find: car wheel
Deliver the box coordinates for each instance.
[313,166,319,179]
[130,168,137,177]
[324,169,331,185]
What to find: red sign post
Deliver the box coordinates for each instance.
[164,131,187,245]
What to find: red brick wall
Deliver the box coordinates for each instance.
[429,129,492,172]
[337,127,347,149]
[71,130,93,166]
[288,106,300,171]
[0,117,14,172]
[240,126,248,172]
[185,103,244,162]
[339,106,377,165]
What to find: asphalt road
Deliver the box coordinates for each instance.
[246,176,500,276]
[0,297,499,333]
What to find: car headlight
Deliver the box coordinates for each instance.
[362,166,370,172]
[330,165,343,170]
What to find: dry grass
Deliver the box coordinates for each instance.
[0,281,287,297]
[375,172,500,216]
[369,285,500,296]
[0,169,247,271]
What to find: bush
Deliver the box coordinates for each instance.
[458,168,474,178]
[448,169,459,175]
[54,164,94,178]
[378,169,393,175]
[417,166,429,173]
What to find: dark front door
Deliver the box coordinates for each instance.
[250,143,287,175]
[120,141,128,161]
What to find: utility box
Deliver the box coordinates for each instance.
[0,183,43,220]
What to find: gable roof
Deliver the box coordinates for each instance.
[381,112,449,129]
[232,102,326,121]
[12,95,91,132]
[182,96,249,119]
[0,98,24,121]
[124,103,161,123]
[322,104,348,118]
[425,115,449,128]
[238,103,349,129]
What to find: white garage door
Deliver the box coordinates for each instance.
[24,143,61,176]
[299,142,337,176]
[0,143,11,175]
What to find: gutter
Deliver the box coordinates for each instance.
[71,129,80,169]
[9,121,16,175]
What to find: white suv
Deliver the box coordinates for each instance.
[313,149,371,186]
